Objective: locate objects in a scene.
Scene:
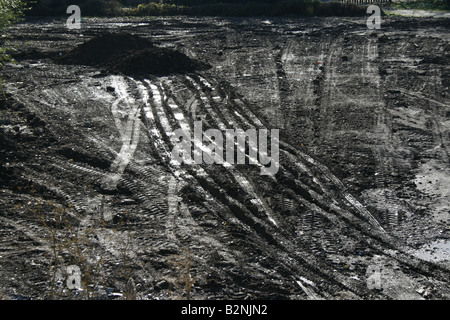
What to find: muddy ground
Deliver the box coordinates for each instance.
[0,15,449,300]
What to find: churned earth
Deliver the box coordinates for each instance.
[0,15,449,300]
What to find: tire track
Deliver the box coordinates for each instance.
[101,76,142,192]
[149,75,402,298]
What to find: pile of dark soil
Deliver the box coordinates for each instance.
[55,32,209,76]
[101,47,209,76]
[56,33,155,66]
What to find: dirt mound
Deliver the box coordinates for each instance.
[56,32,154,66]
[102,47,210,76]
[56,32,209,76]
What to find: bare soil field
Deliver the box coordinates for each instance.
[0,15,449,300]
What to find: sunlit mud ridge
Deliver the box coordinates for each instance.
[0,16,449,300]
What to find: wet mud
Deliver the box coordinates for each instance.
[0,16,449,300]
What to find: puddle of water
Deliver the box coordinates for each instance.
[411,240,450,265]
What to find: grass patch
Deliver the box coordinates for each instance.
[389,0,450,11]
[27,0,122,16]
[27,0,368,17]
[127,0,366,17]
[1,1,32,95]
[1,1,30,68]
[126,2,185,16]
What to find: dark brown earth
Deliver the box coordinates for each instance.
[0,15,449,300]
[55,32,155,66]
[55,32,210,76]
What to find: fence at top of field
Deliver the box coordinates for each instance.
[339,0,392,4]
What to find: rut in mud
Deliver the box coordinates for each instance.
[0,16,449,300]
